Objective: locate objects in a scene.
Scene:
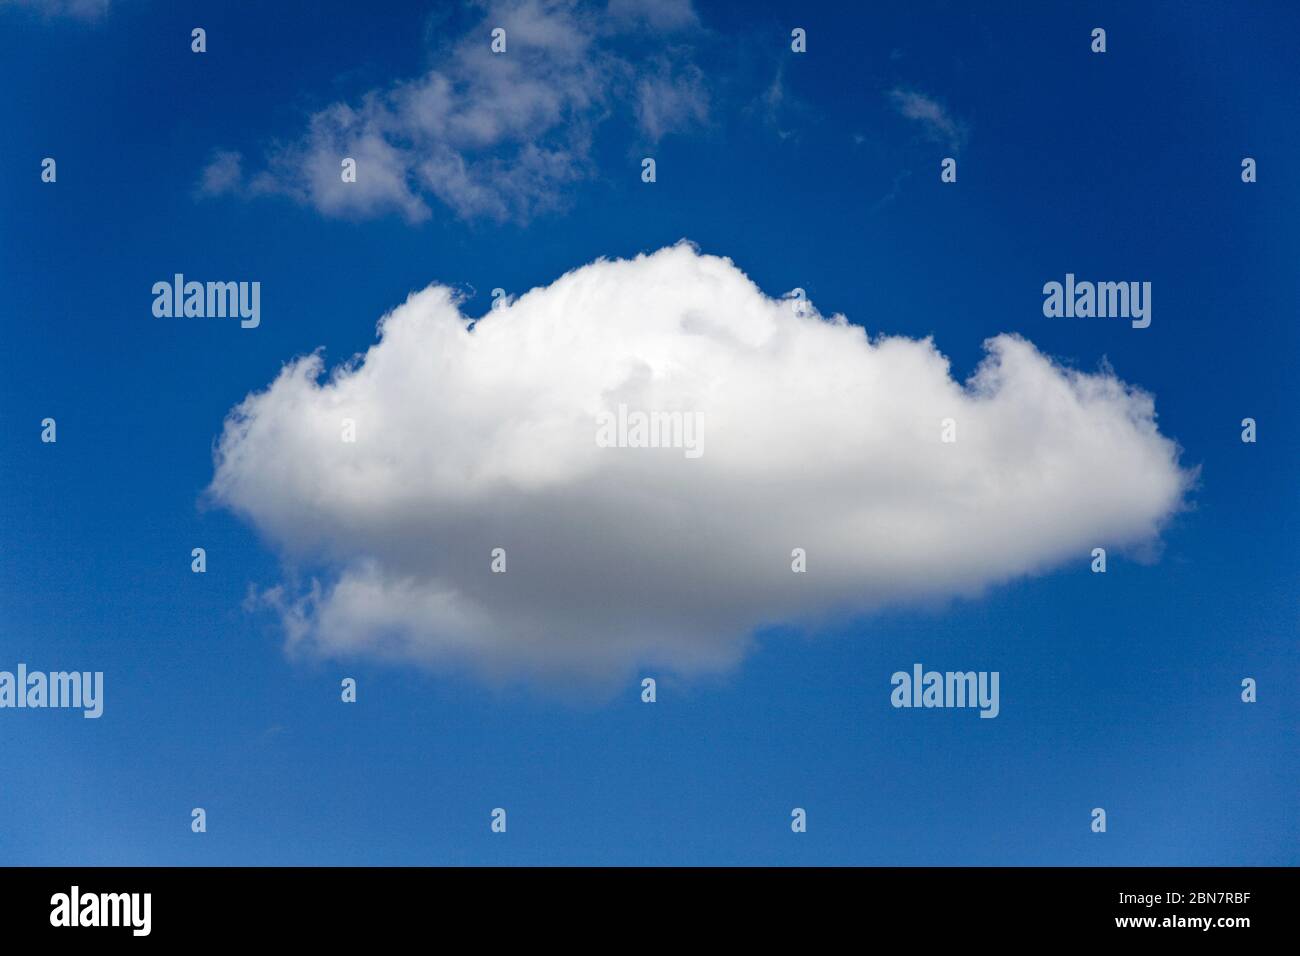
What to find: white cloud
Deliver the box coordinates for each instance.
[889,87,966,151]
[210,243,1191,687]
[202,0,708,223]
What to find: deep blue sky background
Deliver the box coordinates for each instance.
[1,0,1296,865]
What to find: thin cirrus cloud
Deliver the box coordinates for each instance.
[208,243,1192,688]
[2,0,109,18]
[888,87,967,151]
[199,0,709,224]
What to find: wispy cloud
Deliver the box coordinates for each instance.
[888,87,966,151]
[746,62,809,143]
[635,58,709,142]
[196,150,244,197]
[607,0,697,31]
[2,0,109,19]
[201,0,708,224]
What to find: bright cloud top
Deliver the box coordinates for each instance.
[210,243,1191,685]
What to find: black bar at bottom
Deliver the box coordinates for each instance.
[0,866,1290,941]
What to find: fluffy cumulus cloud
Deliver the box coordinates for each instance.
[210,244,1191,686]
[201,0,708,223]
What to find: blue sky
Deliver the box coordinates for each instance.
[1,0,1296,865]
